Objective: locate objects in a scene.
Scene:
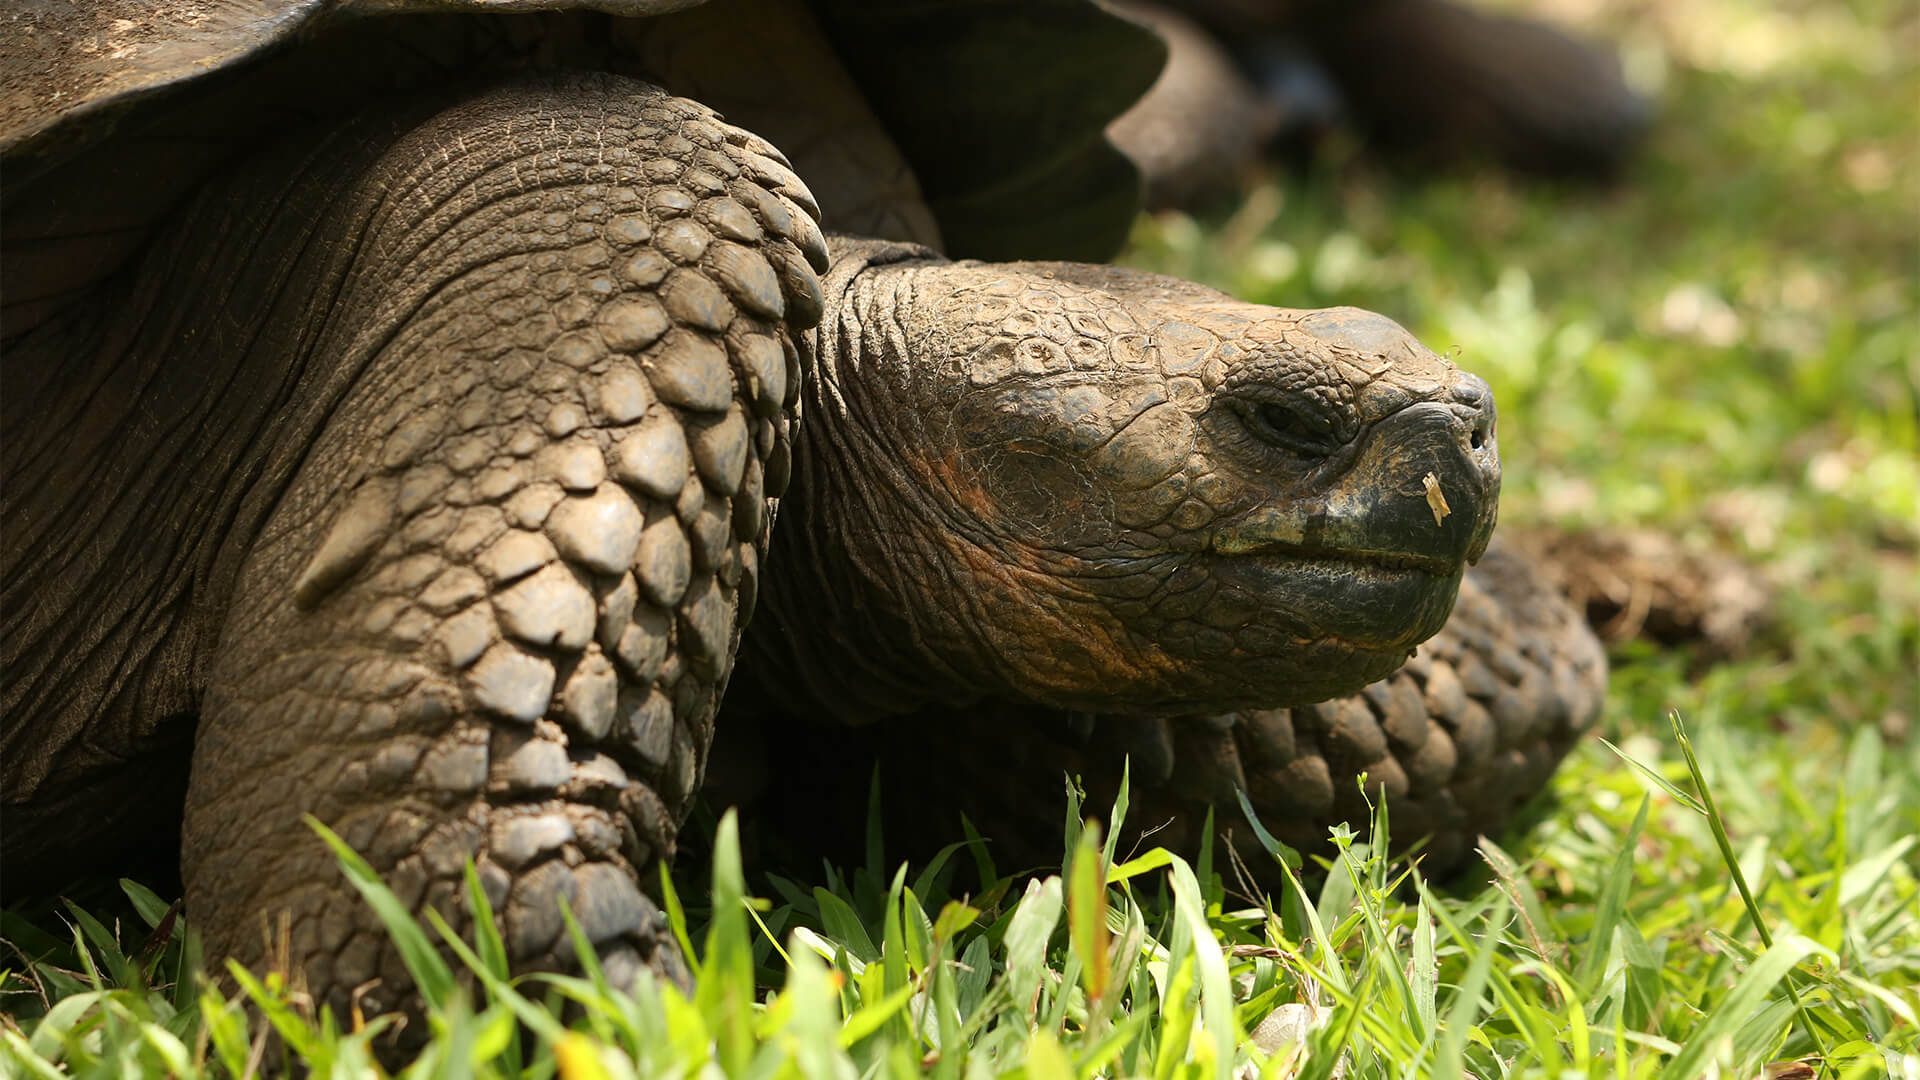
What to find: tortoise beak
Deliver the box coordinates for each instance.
[1212,375,1500,573]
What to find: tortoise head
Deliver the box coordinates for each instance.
[752,241,1498,717]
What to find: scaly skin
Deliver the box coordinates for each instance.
[5,73,824,1025]
[1115,537,1606,876]
[743,237,1501,719]
[186,76,834,1021]
[718,238,1598,881]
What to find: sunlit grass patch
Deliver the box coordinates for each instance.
[6,731,1918,1077]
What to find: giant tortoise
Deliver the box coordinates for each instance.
[0,0,1602,1027]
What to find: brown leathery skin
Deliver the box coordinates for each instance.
[7,73,824,1026]
[742,237,1500,720]
[716,539,1607,881]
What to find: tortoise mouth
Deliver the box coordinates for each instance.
[1201,544,1465,665]
[1209,536,1459,577]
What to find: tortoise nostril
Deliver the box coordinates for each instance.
[1468,412,1496,451]
[1452,376,1496,452]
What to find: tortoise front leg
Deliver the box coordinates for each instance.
[181,74,825,1024]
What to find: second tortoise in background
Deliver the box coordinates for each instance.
[1107,0,1654,203]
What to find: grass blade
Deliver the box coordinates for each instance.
[1664,935,1825,1080]
[1580,796,1651,992]
[306,815,455,1009]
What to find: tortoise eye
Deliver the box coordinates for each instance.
[1248,401,1341,456]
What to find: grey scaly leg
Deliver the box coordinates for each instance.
[180,74,824,1023]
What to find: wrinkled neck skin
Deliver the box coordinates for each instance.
[744,239,1081,718]
[743,235,1502,723]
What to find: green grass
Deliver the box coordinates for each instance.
[4,0,1917,1075]
[4,732,1916,1078]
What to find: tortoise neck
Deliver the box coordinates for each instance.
[736,237,1000,721]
